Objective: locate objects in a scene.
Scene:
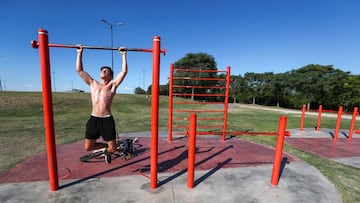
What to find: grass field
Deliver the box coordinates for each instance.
[0,91,359,202]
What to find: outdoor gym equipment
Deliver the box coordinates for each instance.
[186,113,289,187]
[31,28,165,191]
[168,64,291,141]
[300,104,359,139]
[168,64,231,141]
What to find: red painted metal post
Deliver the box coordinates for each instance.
[271,115,287,186]
[316,105,322,131]
[300,104,306,131]
[334,106,343,140]
[37,29,59,191]
[348,107,358,139]
[150,36,161,189]
[168,64,174,141]
[188,113,197,188]
[222,66,231,141]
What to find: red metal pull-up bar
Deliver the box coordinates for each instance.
[32,28,164,191]
[31,40,166,55]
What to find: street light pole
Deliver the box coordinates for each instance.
[101,19,123,71]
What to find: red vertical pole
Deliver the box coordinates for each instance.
[38,29,59,191]
[271,115,287,186]
[168,64,174,141]
[300,104,306,131]
[150,36,160,189]
[222,66,231,141]
[188,113,197,188]
[316,105,322,131]
[334,106,343,140]
[348,107,358,140]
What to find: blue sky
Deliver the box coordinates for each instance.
[1,0,359,93]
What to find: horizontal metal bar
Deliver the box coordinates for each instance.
[171,125,223,129]
[31,40,166,54]
[173,101,224,105]
[173,85,226,89]
[173,77,226,81]
[173,117,223,121]
[173,68,227,73]
[197,131,279,136]
[196,125,224,129]
[173,93,225,97]
[173,109,224,113]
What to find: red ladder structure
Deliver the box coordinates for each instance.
[168,64,231,141]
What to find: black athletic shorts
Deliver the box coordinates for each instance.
[85,115,116,142]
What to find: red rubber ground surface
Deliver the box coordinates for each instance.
[0,136,298,183]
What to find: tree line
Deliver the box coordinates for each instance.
[134,53,360,111]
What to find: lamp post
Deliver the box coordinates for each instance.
[101,19,123,71]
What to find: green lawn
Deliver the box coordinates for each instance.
[0,91,359,202]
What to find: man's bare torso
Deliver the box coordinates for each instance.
[90,81,115,117]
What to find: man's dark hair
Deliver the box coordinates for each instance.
[100,66,114,79]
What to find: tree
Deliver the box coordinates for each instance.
[286,64,350,110]
[340,75,360,111]
[229,75,240,103]
[134,87,146,94]
[146,84,169,96]
[241,72,262,104]
[173,53,218,101]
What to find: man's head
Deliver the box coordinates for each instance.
[100,66,114,80]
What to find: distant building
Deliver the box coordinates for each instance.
[67,88,84,93]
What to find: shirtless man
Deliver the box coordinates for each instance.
[76,46,127,164]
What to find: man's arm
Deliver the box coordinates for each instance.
[76,47,93,85]
[112,47,128,88]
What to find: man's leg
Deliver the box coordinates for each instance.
[102,116,117,153]
[106,140,117,153]
[84,138,108,151]
[102,140,116,164]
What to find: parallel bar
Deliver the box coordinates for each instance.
[187,114,196,188]
[333,106,343,140]
[316,105,322,131]
[271,116,288,186]
[300,104,306,131]
[348,107,358,139]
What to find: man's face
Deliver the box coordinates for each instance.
[100,68,112,80]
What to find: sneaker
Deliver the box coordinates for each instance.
[104,148,112,164]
